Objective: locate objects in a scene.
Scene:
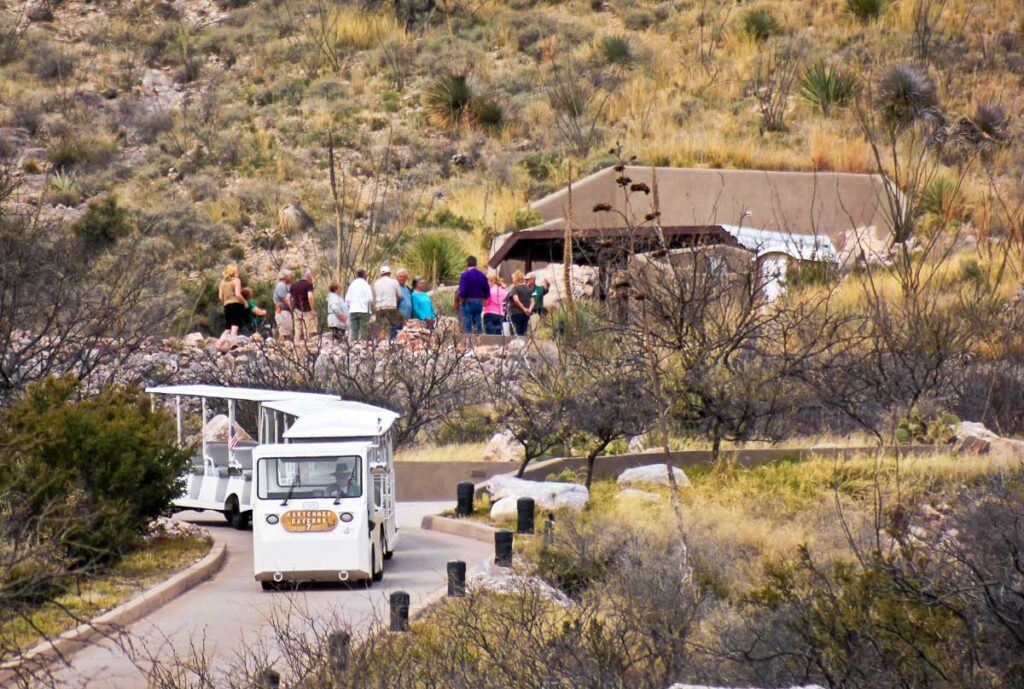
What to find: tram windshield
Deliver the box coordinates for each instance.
[257,455,362,501]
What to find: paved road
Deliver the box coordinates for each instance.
[57,502,488,688]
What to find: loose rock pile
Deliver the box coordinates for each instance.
[147,516,209,541]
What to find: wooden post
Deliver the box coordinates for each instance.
[564,168,575,318]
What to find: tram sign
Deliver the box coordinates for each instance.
[282,510,338,532]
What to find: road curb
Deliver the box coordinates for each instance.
[0,536,227,686]
[420,514,498,544]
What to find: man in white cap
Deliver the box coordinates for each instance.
[373,264,403,340]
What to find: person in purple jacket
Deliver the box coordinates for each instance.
[456,255,490,334]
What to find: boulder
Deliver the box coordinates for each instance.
[482,430,520,463]
[617,464,691,488]
[486,474,589,513]
[468,561,571,606]
[202,414,254,443]
[955,421,1024,458]
[525,263,599,310]
[183,332,205,348]
[489,495,520,521]
[277,203,315,234]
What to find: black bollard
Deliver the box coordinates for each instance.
[543,512,555,548]
[494,529,513,567]
[516,497,535,535]
[390,590,410,632]
[456,481,474,517]
[255,668,280,689]
[327,630,351,672]
[447,559,467,597]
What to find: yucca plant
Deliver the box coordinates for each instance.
[595,34,636,67]
[845,0,884,23]
[742,8,782,42]
[972,102,1008,142]
[877,63,937,127]
[921,176,963,221]
[799,62,858,116]
[401,231,468,286]
[423,73,475,127]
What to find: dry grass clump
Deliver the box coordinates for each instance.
[582,451,1019,591]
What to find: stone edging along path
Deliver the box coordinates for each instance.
[420,514,498,544]
[0,537,228,686]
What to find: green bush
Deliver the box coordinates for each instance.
[595,35,636,67]
[0,377,192,564]
[845,0,885,23]
[435,407,498,444]
[741,8,782,42]
[401,231,467,286]
[799,62,858,116]
[470,97,505,130]
[512,206,543,230]
[74,195,133,252]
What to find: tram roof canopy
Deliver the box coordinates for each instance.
[146,384,337,403]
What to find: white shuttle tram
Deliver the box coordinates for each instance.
[146,385,399,588]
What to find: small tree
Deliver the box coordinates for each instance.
[0,377,191,563]
[558,346,653,488]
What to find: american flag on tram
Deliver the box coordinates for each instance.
[228,423,239,451]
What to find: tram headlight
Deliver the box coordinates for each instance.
[265,514,280,525]
[339,512,354,523]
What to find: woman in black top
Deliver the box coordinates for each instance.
[507,270,533,336]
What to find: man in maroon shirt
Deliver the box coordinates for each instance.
[290,268,318,344]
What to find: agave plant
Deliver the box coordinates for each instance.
[401,231,468,287]
[845,0,885,23]
[423,73,475,127]
[47,170,80,205]
[877,63,937,126]
[799,62,858,116]
[742,8,782,42]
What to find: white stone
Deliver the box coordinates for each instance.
[617,464,691,488]
[489,495,519,521]
[482,430,520,463]
[486,474,589,512]
[183,332,205,347]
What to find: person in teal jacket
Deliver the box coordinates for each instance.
[410,277,436,328]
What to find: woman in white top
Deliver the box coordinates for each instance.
[327,282,350,341]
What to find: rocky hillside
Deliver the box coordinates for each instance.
[0,0,1021,296]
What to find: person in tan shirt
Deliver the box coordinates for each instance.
[219,264,246,337]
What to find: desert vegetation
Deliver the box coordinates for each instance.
[1,0,1024,686]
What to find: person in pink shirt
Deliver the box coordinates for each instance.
[483,273,508,335]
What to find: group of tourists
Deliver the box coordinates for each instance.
[218,255,550,347]
[456,256,549,336]
[269,265,437,344]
